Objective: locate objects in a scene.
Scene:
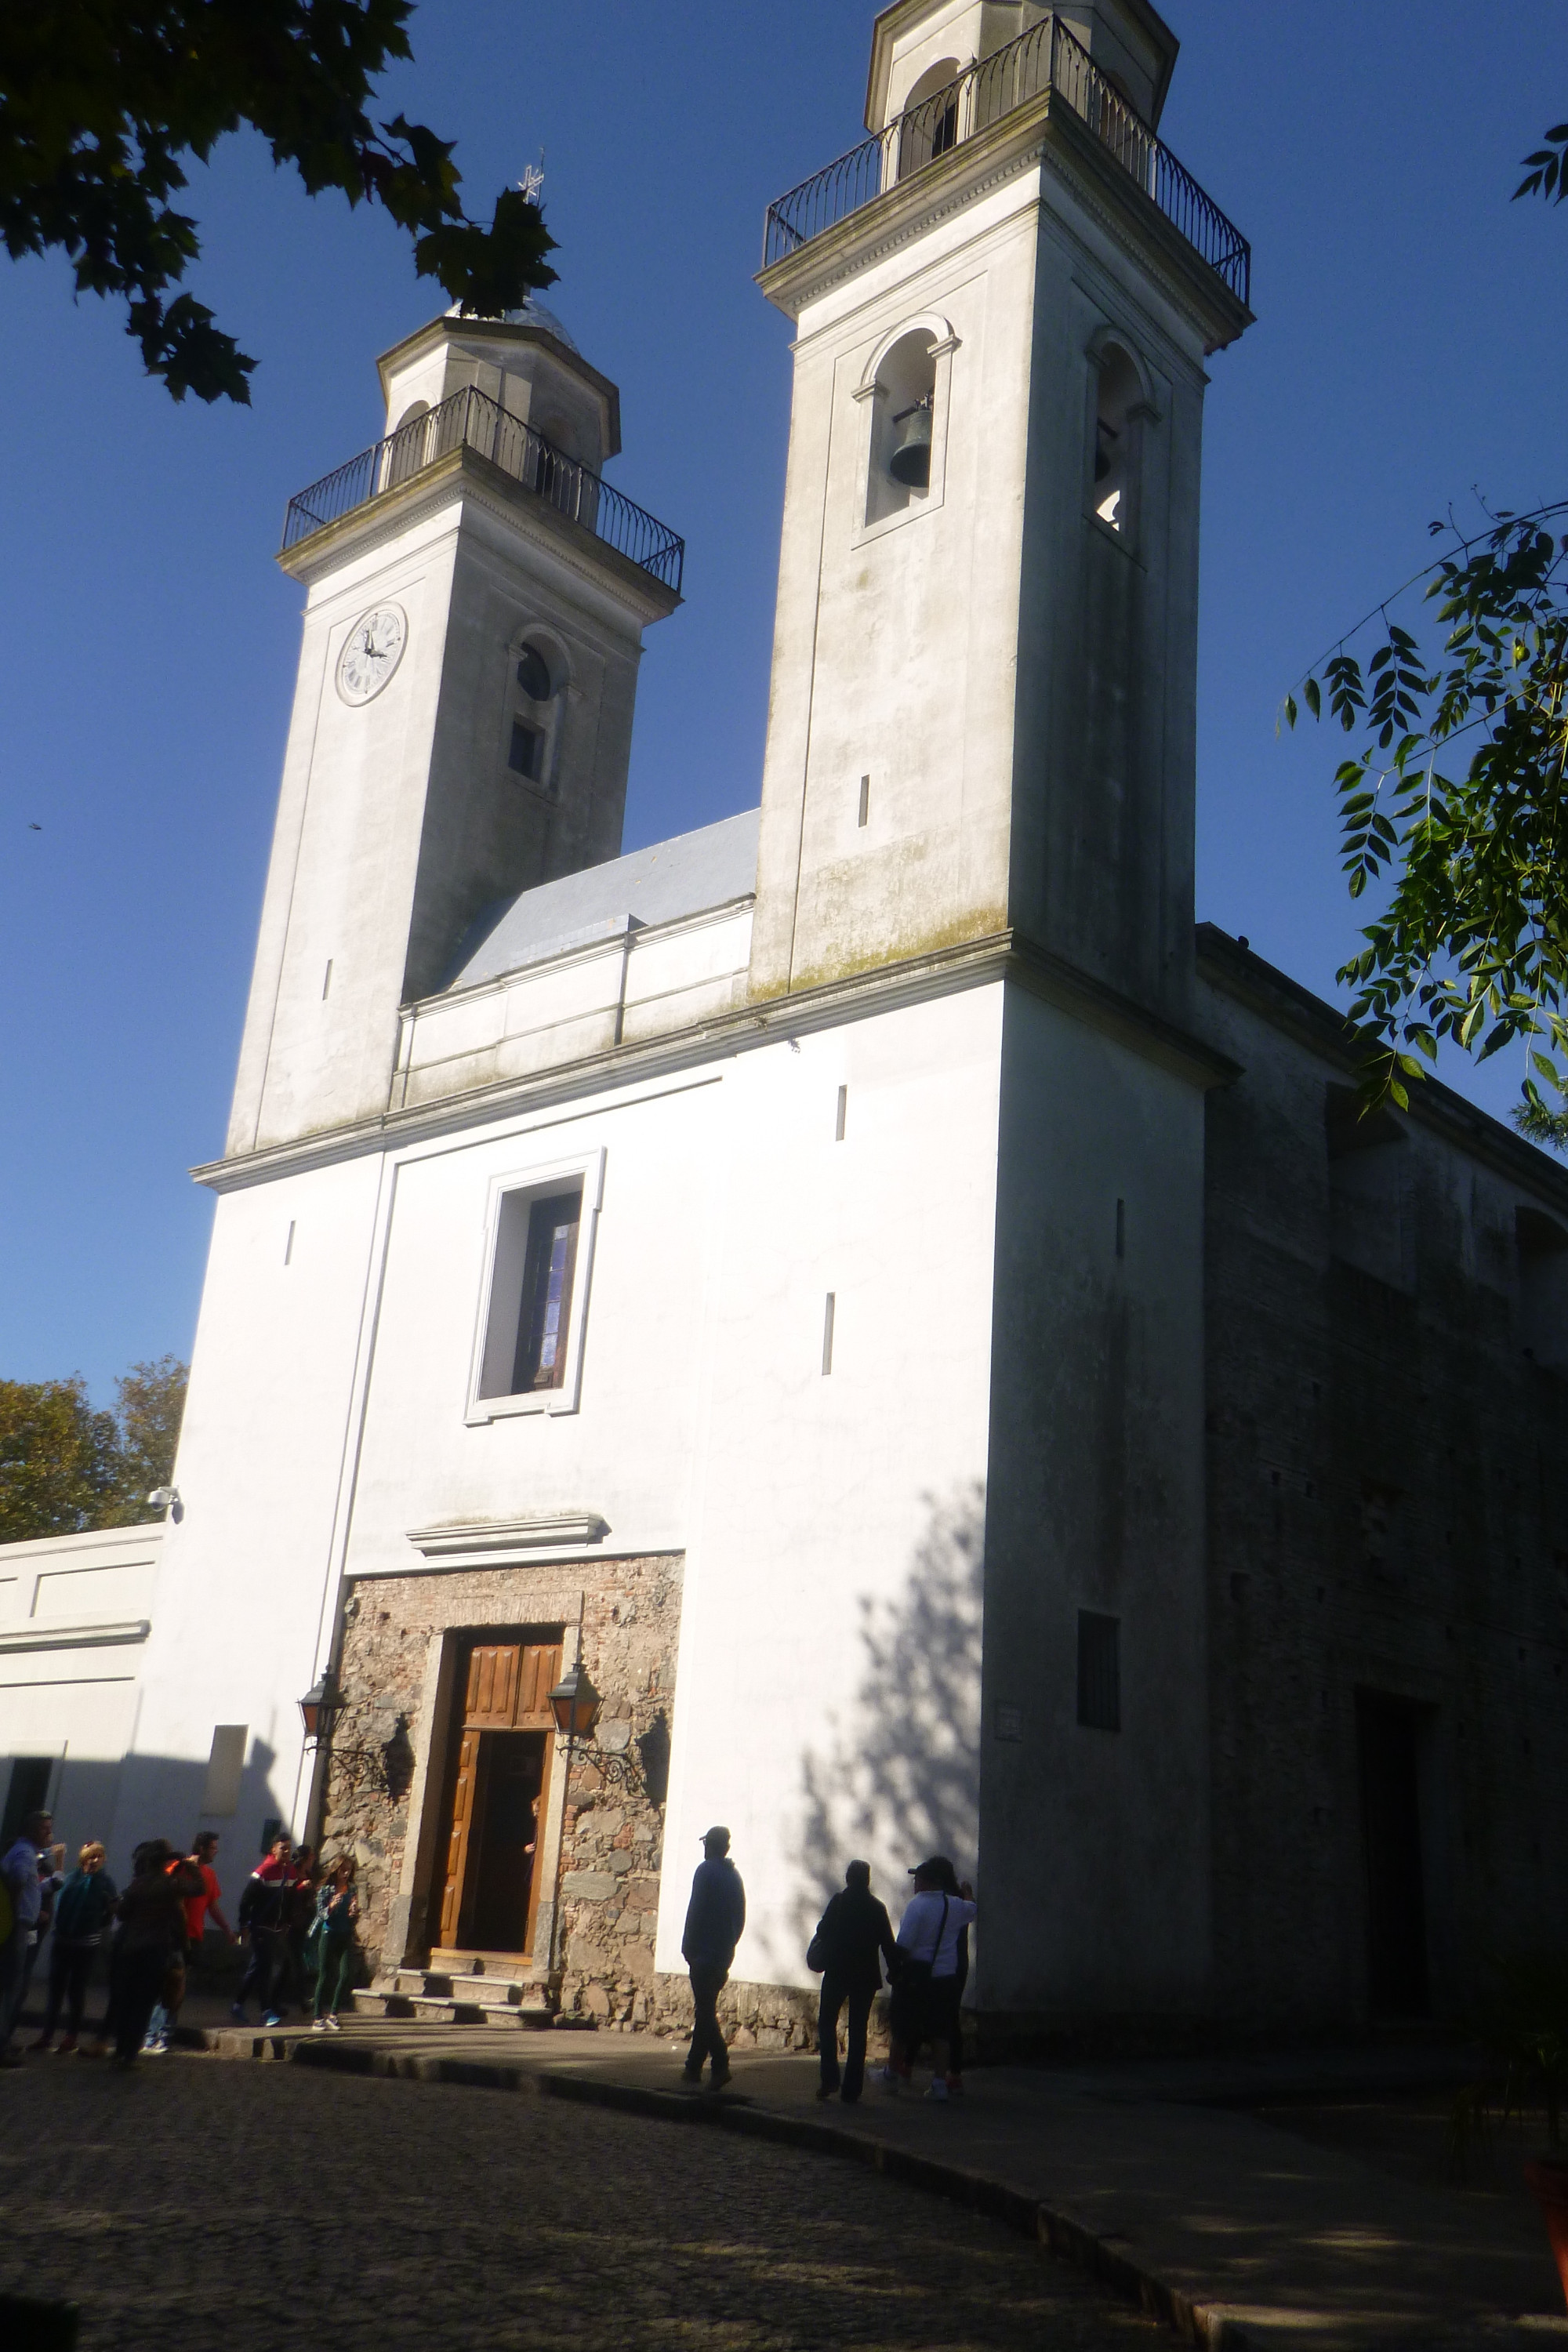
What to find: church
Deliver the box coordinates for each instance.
[5,0,1567,2048]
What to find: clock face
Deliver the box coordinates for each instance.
[337,604,407,705]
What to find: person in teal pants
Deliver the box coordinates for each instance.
[309,1857,360,2034]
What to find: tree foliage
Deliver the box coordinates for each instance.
[0,1356,187,1543]
[1284,130,1568,1149]
[0,2,557,402]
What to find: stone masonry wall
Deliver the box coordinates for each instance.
[322,1553,682,2011]
[321,1552,829,2047]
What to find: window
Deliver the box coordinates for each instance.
[470,1152,604,1420]
[505,639,562,797]
[509,718,546,782]
[1091,345,1142,535]
[866,331,938,526]
[514,1192,581,1392]
[1076,1611,1120,1732]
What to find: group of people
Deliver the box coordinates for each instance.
[229,1831,360,2034]
[0,1810,363,2070]
[681,1827,976,2104]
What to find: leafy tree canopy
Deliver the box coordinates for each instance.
[0,2,557,403]
[1285,133,1568,1150]
[0,1356,187,1543]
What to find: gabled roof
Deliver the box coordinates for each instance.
[445,808,760,993]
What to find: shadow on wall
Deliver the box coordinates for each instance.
[0,1744,289,1891]
[776,1482,985,1976]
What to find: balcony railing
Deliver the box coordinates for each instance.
[281,384,685,594]
[763,13,1250,307]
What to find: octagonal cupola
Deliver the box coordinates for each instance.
[376,301,621,474]
[866,0,1178,133]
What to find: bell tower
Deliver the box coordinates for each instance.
[748,0,1250,1013]
[228,303,683,1157]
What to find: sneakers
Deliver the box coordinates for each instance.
[311,2017,328,2034]
[924,2078,949,2102]
[142,2034,169,2056]
[261,2011,284,2027]
[875,2065,903,2094]
[56,2036,77,2057]
[325,2014,343,2034]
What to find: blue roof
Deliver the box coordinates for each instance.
[445,807,760,992]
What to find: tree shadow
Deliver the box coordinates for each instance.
[776,1480,985,1969]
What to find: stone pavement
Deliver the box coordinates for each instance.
[0,2049,1167,2352]
[185,2007,1568,2350]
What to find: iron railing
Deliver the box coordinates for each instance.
[763,13,1250,306]
[281,384,685,593]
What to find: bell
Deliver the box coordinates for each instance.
[887,399,933,489]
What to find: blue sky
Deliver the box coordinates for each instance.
[2,0,1566,1400]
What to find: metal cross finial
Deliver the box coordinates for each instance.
[519,157,545,205]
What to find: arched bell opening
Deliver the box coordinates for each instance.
[866,330,939,527]
[1091,344,1142,537]
[897,57,965,180]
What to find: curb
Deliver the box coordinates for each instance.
[201,2027,1248,2350]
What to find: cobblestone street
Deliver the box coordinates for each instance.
[0,2055,1164,2350]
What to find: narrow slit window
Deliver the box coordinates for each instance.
[1092,345,1142,536]
[513,1191,583,1393]
[1076,1610,1121,1732]
[509,719,546,782]
[858,775,870,828]
[822,1292,837,1376]
[321,959,333,1000]
[835,1086,848,1142]
[1115,1199,1126,1259]
[284,1221,296,1266]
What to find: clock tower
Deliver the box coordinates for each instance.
[227,303,683,1157]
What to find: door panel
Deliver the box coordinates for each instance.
[466,1644,521,1726]
[516,1642,563,1726]
[438,1728,482,1947]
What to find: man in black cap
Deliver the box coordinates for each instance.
[681,1825,746,2089]
[808,1860,898,2104]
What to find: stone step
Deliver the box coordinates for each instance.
[394,1969,532,2005]
[347,1991,415,2020]
[406,1995,556,2029]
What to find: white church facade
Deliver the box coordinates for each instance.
[7,0,1568,2045]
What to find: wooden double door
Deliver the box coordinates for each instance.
[437,1637,561,1959]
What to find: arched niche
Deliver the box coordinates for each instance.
[1087,335,1154,543]
[856,314,960,532]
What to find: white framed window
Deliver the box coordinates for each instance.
[853,315,960,545]
[467,1148,605,1421]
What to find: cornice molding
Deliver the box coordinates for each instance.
[760,90,1248,355]
[0,1619,151,1655]
[277,447,680,626]
[195,927,1230,1193]
[405,1514,610,1559]
[1196,923,1568,1213]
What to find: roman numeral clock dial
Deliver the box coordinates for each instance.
[336,604,407,705]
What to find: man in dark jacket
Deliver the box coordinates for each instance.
[232,1833,294,2024]
[681,1826,746,2089]
[810,1860,898,2104]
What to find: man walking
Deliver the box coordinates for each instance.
[232,1831,294,2025]
[0,1810,54,2065]
[681,1825,745,2091]
[809,1860,898,2105]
